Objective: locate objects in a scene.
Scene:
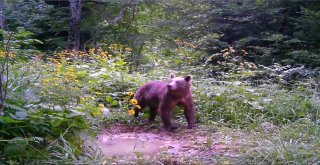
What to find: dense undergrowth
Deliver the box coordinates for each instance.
[0,31,319,165]
[0,47,137,164]
[0,47,319,164]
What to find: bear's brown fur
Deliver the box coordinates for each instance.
[133,73,196,131]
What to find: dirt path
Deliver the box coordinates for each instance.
[95,123,248,164]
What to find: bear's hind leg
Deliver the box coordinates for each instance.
[148,105,158,123]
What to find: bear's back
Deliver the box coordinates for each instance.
[134,81,167,105]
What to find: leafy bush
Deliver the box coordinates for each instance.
[0,47,139,163]
[0,107,86,164]
[284,50,320,67]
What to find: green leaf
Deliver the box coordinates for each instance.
[72,118,88,129]
[25,39,44,45]
[0,29,9,38]
[0,130,9,135]
[0,117,23,123]
[115,60,127,66]
[17,29,33,38]
[32,39,44,44]
[215,96,226,103]
[105,96,113,103]
[5,102,26,112]
[50,119,62,127]
[111,100,119,106]
[76,71,88,79]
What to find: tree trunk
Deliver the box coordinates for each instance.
[0,32,12,116]
[0,0,6,115]
[68,0,82,51]
[0,74,4,115]
[0,0,5,30]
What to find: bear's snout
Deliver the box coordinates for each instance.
[167,81,178,90]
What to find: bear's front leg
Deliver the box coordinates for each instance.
[179,96,196,129]
[185,108,196,129]
[159,103,176,131]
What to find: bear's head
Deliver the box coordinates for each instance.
[167,73,192,95]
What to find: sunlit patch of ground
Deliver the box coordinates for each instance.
[93,123,260,164]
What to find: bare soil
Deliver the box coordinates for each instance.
[95,123,253,164]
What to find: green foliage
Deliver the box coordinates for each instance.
[3,0,320,68]
[3,0,68,51]
[4,0,53,32]
[284,50,320,67]
[194,78,318,128]
[239,118,320,164]
[1,0,320,164]
[0,105,86,164]
[294,7,320,46]
[0,28,42,60]
[0,45,141,163]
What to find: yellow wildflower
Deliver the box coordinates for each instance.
[0,51,5,57]
[130,99,138,105]
[128,109,135,115]
[93,109,102,117]
[127,92,134,97]
[134,104,141,109]
[67,67,74,72]
[98,103,105,108]
[89,48,95,54]
[56,62,62,68]
[9,53,16,58]
[42,79,49,84]
[79,97,85,102]
[95,92,103,96]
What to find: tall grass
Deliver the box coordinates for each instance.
[239,118,320,164]
[193,78,319,128]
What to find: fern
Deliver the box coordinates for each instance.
[4,102,26,112]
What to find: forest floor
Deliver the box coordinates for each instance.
[93,122,272,164]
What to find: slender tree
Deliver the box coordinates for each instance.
[0,0,4,30]
[68,0,82,51]
[0,0,5,115]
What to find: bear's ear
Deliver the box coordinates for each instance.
[170,73,176,79]
[184,75,192,82]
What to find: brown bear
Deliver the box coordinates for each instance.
[133,73,196,131]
